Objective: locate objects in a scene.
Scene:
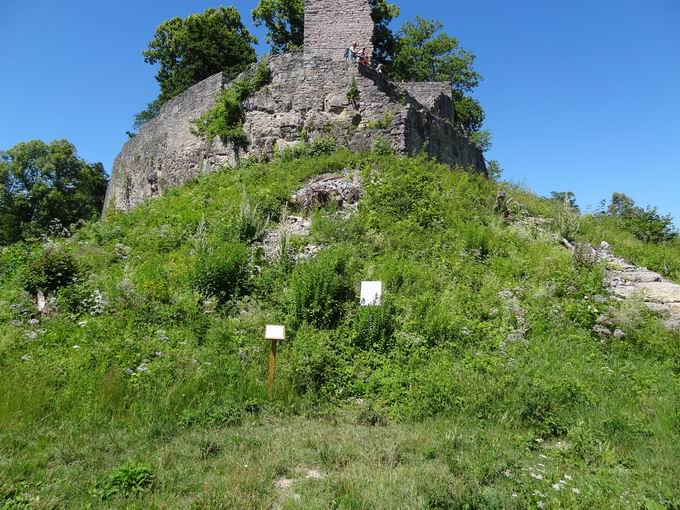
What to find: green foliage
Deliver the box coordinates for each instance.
[1,151,680,507]
[347,78,360,106]
[20,245,79,295]
[388,17,485,136]
[0,140,107,245]
[469,129,492,152]
[251,0,399,63]
[486,159,503,181]
[136,7,257,129]
[191,62,271,150]
[252,0,304,53]
[348,302,395,351]
[276,136,338,162]
[99,460,154,499]
[189,242,249,302]
[288,249,353,329]
[556,208,582,242]
[604,192,677,244]
[365,112,394,130]
[550,191,580,212]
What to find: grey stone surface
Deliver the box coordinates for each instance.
[104,73,235,212]
[104,0,486,213]
[401,82,455,120]
[304,0,374,60]
[290,171,362,210]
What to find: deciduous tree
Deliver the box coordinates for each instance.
[0,140,108,245]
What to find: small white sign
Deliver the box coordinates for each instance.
[265,325,286,341]
[360,281,382,306]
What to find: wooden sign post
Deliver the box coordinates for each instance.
[360,281,383,306]
[265,325,286,399]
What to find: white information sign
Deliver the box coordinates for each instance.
[360,281,383,306]
[265,325,286,341]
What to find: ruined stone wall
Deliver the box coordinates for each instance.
[104,73,235,211]
[105,54,486,212]
[304,0,374,60]
[401,82,456,121]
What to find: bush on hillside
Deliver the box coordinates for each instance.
[348,301,396,352]
[189,242,249,302]
[20,246,79,295]
[288,249,353,329]
[605,192,677,244]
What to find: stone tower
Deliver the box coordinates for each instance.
[304,0,374,60]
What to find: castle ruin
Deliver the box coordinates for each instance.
[104,0,486,212]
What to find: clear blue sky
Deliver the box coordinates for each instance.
[1,1,678,217]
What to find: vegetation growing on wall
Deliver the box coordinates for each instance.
[133,7,258,131]
[191,62,272,150]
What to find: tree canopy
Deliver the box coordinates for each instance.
[135,7,258,130]
[252,0,304,53]
[0,140,108,245]
[605,192,677,244]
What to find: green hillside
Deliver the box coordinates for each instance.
[1,148,679,508]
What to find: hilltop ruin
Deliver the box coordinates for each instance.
[104,0,486,212]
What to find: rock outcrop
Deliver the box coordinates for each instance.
[104,0,486,213]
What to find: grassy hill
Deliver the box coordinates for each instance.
[1,147,679,509]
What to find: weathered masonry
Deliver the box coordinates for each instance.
[104,0,486,212]
[304,0,374,60]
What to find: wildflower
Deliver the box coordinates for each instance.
[571,488,580,494]
[511,493,518,498]
[552,483,561,491]
[564,475,572,481]
[136,363,149,373]
[530,472,544,480]
[78,321,88,328]
[25,331,38,340]
[27,319,40,326]
[157,329,169,342]
[155,351,163,357]
[73,345,81,350]
[503,469,512,478]
[20,354,31,362]
[537,502,545,509]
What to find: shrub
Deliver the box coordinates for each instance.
[285,326,338,394]
[189,242,249,302]
[348,302,395,352]
[556,209,581,242]
[99,460,154,499]
[277,137,338,162]
[192,61,271,150]
[347,78,360,105]
[234,192,267,243]
[288,249,353,328]
[20,246,79,295]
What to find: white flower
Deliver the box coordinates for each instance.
[20,354,31,362]
[78,321,88,328]
[511,493,518,498]
[537,501,545,509]
[552,483,561,491]
[564,474,573,481]
[27,319,40,326]
[136,363,149,373]
[530,473,544,480]
[73,345,80,350]
[503,469,512,478]
[572,488,580,494]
